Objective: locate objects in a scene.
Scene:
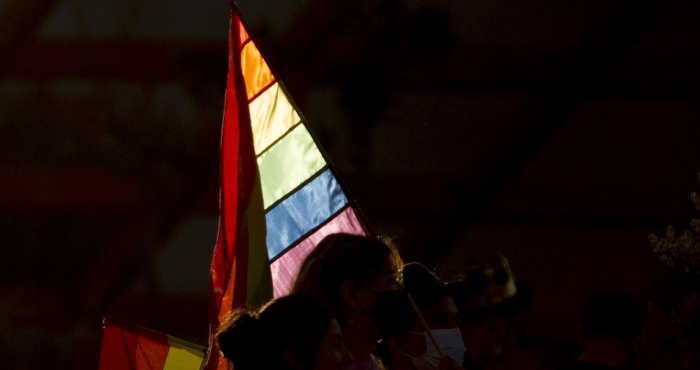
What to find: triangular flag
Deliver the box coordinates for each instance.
[205,3,371,369]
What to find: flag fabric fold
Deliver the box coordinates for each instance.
[98,317,206,370]
[205,3,371,370]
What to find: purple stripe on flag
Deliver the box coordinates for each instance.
[270,207,367,298]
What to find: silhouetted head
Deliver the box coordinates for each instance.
[453,255,533,362]
[216,294,353,370]
[581,288,641,345]
[291,233,407,342]
[292,233,403,310]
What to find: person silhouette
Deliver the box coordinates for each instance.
[560,288,641,370]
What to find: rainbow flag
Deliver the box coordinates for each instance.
[99,317,205,370]
[205,3,370,369]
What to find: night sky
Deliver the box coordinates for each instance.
[2,0,700,368]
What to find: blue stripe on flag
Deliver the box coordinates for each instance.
[265,169,348,260]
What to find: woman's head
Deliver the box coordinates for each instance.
[292,233,403,310]
[215,294,353,370]
[291,233,408,342]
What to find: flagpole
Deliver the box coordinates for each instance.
[407,294,445,359]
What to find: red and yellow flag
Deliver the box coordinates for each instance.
[99,317,205,370]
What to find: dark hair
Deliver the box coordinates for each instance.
[215,294,335,370]
[402,262,461,312]
[581,288,641,344]
[291,233,403,313]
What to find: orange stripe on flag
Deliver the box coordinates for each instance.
[241,40,275,100]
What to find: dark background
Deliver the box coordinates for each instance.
[2,0,699,368]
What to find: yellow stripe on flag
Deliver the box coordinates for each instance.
[257,124,326,209]
[163,337,205,370]
[250,82,301,154]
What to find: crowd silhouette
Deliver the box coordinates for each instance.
[216,233,639,370]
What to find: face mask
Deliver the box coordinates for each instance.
[411,328,466,370]
[362,288,411,339]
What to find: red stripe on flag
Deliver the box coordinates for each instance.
[99,318,171,370]
[99,323,140,370]
[209,6,256,322]
[205,6,258,370]
[135,336,170,369]
[236,11,249,47]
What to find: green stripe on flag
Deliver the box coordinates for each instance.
[257,124,326,209]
